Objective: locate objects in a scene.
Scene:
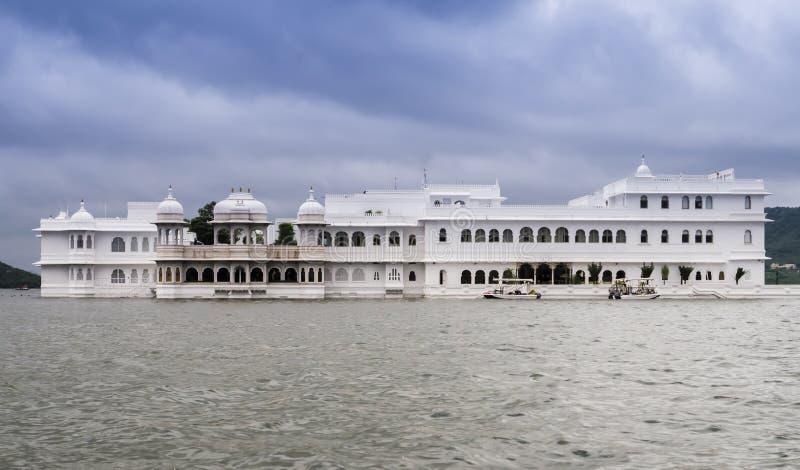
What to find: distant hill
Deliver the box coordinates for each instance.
[0,261,40,288]
[765,207,800,266]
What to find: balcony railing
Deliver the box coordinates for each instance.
[156,245,325,261]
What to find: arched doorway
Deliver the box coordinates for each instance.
[285,268,298,282]
[217,267,230,282]
[535,263,551,284]
[554,263,570,284]
[268,268,281,282]
[201,268,214,282]
[602,270,613,283]
[518,263,534,280]
[234,266,246,283]
[250,267,264,282]
[185,268,199,282]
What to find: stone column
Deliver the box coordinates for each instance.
[551,266,555,285]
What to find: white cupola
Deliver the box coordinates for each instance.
[296,187,325,224]
[213,187,268,223]
[156,185,185,222]
[69,200,95,223]
[635,156,653,178]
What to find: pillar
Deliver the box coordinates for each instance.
[551,266,555,285]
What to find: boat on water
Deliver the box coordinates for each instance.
[608,278,659,300]
[15,285,29,291]
[482,279,542,300]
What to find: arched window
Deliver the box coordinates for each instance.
[111,269,125,284]
[352,231,365,247]
[719,271,725,281]
[454,200,465,207]
[87,235,93,249]
[745,195,752,210]
[439,269,446,285]
[130,269,138,284]
[695,271,702,281]
[250,267,264,282]
[489,270,499,284]
[268,268,281,282]
[388,268,400,281]
[352,268,365,281]
[555,227,568,243]
[141,237,147,252]
[233,228,245,244]
[373,271,380,281]
[616,230,626,243]
[322,232,332,247]
[217,267,230,282]
[474,229,486,242]
[434,200,441,207]
[111,237,125,252]
[335,268,349,282]
[69,235,74,249]
[309,269,315,282]
[661,230,669,243]
[695,196,703,209]
[87,268,93,281]
[695,230,703,243]
[537,227,552,243]
[640,230,648,243]
[438,228,447,242]
[488,229,499,242]
[300,268,305,283]
[640,195,648,209]
[706,271,712,280]
[166,267,173,283]
[318,268,323,282]
[233,266,245,283]
[408,271,416,282]
[615,270,626,280]
[602,230,613,243]
[705,230,713,243]
[408,234,417,246]
[460,270,472,284]
[589,230,600,243]
[682,230,690,244]
[158,268,163,283]
[502,229,513,243]
[76,235,84,249]
[475,270,486,284]
[284,268,298,282]
[705,196,713,209]
[661,196,669,209]
[202,268,214,282]
[335,231,349,247]
[602,270,613,283]
[389,231,400,246]
[744,230,752,244]
[373,234,381,246]
[460,229,472,242]
[682,196,690,209]
[575,230,586,243]
[519,227,533,243]
[131,237,138,252]
[76,268,83,281]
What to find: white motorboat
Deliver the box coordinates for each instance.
[482,279,542,300]
[608,278,659,300]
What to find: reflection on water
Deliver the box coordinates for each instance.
[1,291,799,468]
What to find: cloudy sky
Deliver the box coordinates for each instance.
[1,0,799,270]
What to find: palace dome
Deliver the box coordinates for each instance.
[213,188,268,222]
[297,187,325,223]
[635,156,653,178]
[70,200,94,223]
[157,186,184,216]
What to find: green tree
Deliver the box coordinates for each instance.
[660,265,670,285]
[274,222,297,246]
[587,262,603,284]
[502,268,515,279]
[735,267,747,285]
[640,262,655,278]
[678,265,694,285]
[188,201,216,245]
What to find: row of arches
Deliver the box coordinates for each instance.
[69,234,93,250]
[161,266,324,284]
[446,228,626,244]
[640,195,715,210]
[69,267,93,281]
[322,231,413,247]
[329,267,417,283]
[110,236,153,253]
[106,268,150,284]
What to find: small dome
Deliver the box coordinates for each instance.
[297,187,325,218]
[213,187,268,222]
[157,185,184,216]
[635,156,653,177]
[70,200,94,223]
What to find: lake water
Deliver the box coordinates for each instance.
[1,291,799,468]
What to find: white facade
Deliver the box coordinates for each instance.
[35,161,771,299]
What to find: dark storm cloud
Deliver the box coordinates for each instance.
[0,0,799,270]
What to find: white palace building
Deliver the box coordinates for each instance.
[35,160,774,299]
